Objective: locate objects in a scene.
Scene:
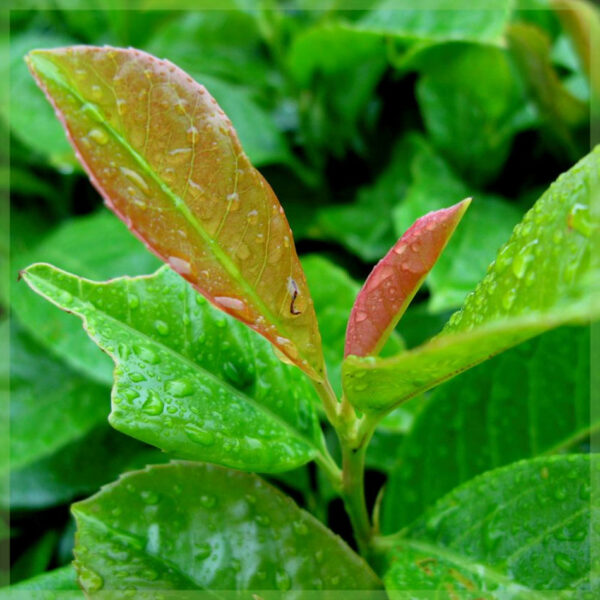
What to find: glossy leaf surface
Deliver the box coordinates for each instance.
[343,146,599,413]
[384,455,595,595]
[26,46,325,381]
[21,265,327,473]
[345,199,470,358]
[381,326,592,533]
[72,462,382,595]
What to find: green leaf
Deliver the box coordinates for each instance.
[4,32,77,170]
[302,254,403,396]
[315,134,421,262]
[12,210,161,385]
[345,199,470,358]
[27,46,325,381]
[343,146,600,414]
[0,566,82,599]
[356,0,513,45]
[383,454,595,595]
[381,326,593,533]
[393,140,522,311]
[10,530,59,585]
[415,44,537,184]
[72,462,382,595]
[21,264,329,474]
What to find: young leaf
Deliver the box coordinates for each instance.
[383,454,595,594]
[20,265,329,474]
[345,199,470,358]
[26,46,325,381]
[72,462,382,595]
[381,326,592,533]
[343,146,599,413]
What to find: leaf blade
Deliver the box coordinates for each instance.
[72,462,382,594]
[21,264,327,474]
[26,45,325,381]
[343,146,600,413]
[345,199,470,358]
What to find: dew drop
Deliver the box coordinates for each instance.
[167,147,192,164]
[142,393,164,416]
[501,288,517,311]
[78,565,104,592]
[275,569,291,591]
[130,372,146,383]
[116,99,127,115]
[554,552,578,575]
[247,209,259,225]
[166,378,194,397]
[154,320,170,336]
[215,296,246,312]
[199,494,217,509]
[568,203,592,237]
[140,490,160,505]
[128,293,140,309]
[187,126,199,143]
[120,167,149,194]
[184,423,215,446]
[293,520,308,535]
[88,127,109,145]
[133,345,160,365]
[356,311,368,323]
[168,256,192,275]
[194,542,211,560]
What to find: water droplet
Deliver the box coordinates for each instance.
[117,99,127,115]
[553,485,567,501]
[501,288,517,311]
[187,126,199,143]
[214,296,246,312]
[133,345,160,365]
[167,147,192,164]
[168,256,192,275]
[78,565,104,592]
[88,127,109,145]
[199,494,217,509]
[554,552,578,575]
[568,203,592,237]
[275,336,298,360]
[293,520,308,535]
[512,251,533,279]
[256,515,271,526]
[275,569,291,591]
[154,320,169,336]
[140,490,160,505]
[194,542,211,559]
[356,311,368,323]
[184,423,215,446]
[120,167,149,194]
[142,393,164,416]
[166,378,194,397]
[128,293,140,309]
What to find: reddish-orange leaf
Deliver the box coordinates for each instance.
[26,46,325,381]
[345,199,471,358]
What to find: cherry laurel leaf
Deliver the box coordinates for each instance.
[25,46,325,381]
[345,199,471,357]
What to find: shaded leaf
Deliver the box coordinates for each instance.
[383,455,595,595]
[72,462,382,595]
[21,265,329,474]
[302,254,403,396]
[343,146,600,414]
[26,46,325,381]
[345,199,470,358]
[0,565,81,599]
[393,140,522,311]
[12,210,161,385]
[381,326,592,533]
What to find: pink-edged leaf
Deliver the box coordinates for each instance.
[26,46,325,381]
[345,199,471,357]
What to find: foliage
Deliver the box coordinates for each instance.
[3,1,598,597]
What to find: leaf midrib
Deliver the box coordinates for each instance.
[24,266,324,463]
[31,50,304,364]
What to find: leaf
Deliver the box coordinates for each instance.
[356,0,513,45]
[393,140,523,311]
[343,145,600,414]
[415,44,537,184]
[26,45,325,381]
[12,210,161,385]
[72,462,382,595]
[345,199,470,358]
[302,254,403,396]
[381,326,593,533]
[4,32,78,170]
[0,565,82,598]
[383,454,595,595]
[21,264,329,474]
[10,530,59,585]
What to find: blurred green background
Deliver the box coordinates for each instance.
[2,0,598,589]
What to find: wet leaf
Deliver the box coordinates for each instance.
[343,146,600,414]
[384,454,595,595]
[26,46,325,381]
[345,199,470,358]
[72,462,382,595]
[21,265,328,474]
[381,326,592,533]
[0,565,82,598]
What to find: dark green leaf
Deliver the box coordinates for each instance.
[343,146,600,414]
[393,140,522,311]
[10,530,58,585]
[72,462,382,595]
[21,265,329,474]
[383,454,595,595]
[0,565,81,599]
[12,210,161,385]
[382,326,593,532]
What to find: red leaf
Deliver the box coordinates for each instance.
[345,199,471,358]
[26,46,326,381]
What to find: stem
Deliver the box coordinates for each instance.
[341,442,372,554]
[312,377,342,428]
